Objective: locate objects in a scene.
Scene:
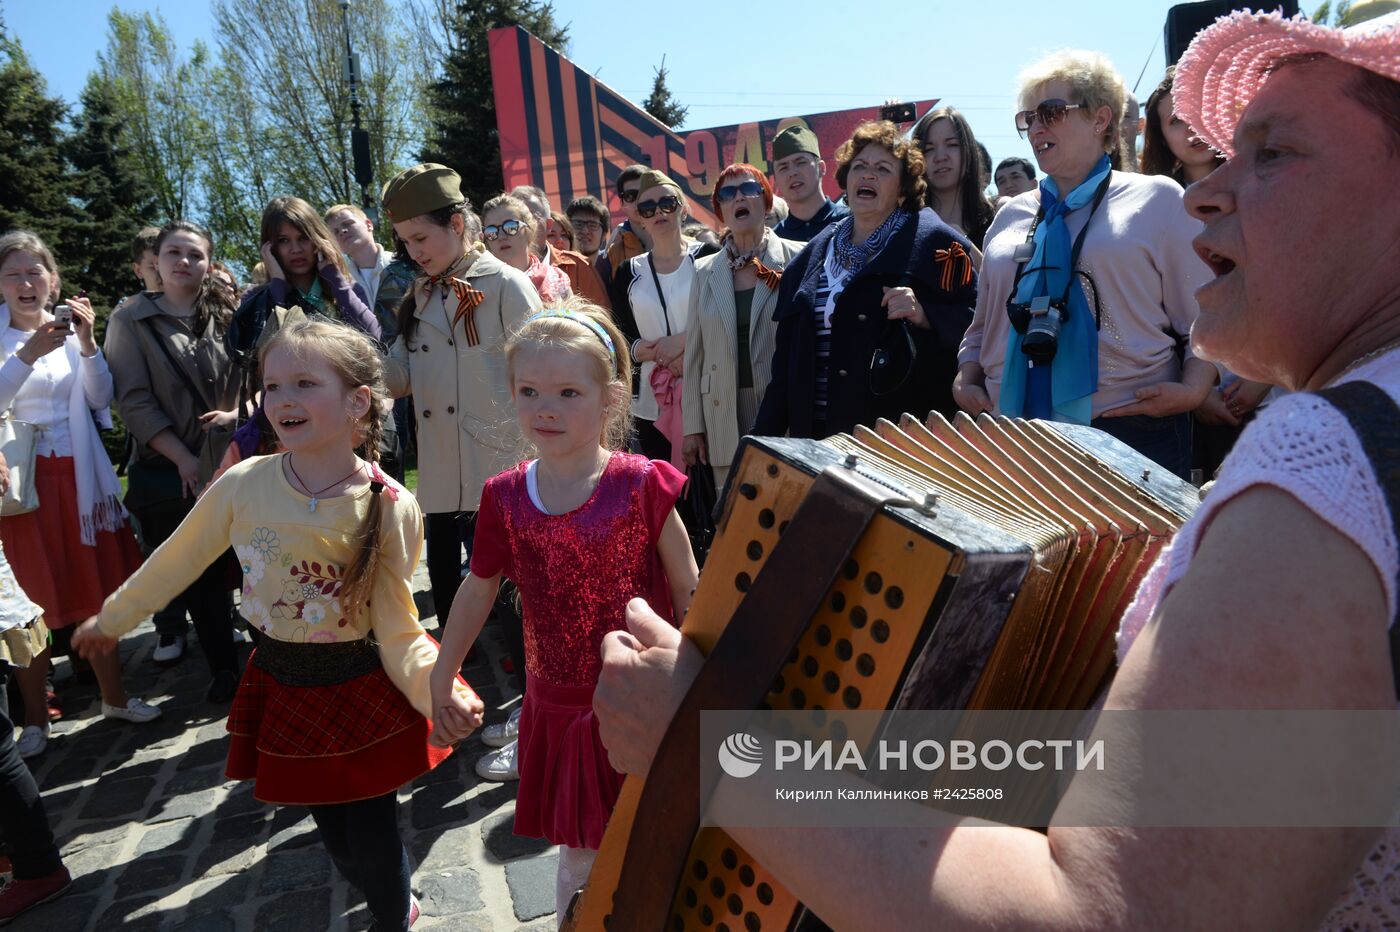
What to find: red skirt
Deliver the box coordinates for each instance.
[0,455,143,628]
[513,679,624,850]
[226,644,454,806]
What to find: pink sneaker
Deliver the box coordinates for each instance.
[0,865,72,924]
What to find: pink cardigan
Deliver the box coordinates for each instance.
[958,172,1210,418]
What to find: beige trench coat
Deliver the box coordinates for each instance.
[682,235,805,472]
[384,249,542,513]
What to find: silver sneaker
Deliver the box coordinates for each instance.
[475,739,519,781]
[480,706,522,748]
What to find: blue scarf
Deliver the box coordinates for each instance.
[830,209,908,275]
[999,155,1112,424]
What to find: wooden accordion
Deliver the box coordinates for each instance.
[564,411,1199,932]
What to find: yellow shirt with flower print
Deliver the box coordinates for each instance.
[95,454,446,719]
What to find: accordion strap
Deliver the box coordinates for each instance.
[610,462,891,930]
[1314,381,1400,700]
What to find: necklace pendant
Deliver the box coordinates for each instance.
[308,497,318,513]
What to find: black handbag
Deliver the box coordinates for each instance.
[683,463,718,567]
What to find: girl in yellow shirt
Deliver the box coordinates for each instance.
[74,318,482,931]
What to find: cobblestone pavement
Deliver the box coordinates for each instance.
[13,563,560,931]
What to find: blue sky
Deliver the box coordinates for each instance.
[5,1,1311,169]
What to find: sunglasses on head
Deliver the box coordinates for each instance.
[619,188,641,204]
[716,180,765,204]
[637,195,682,219]
[1015,99,1086,138]
[483,219,523,241]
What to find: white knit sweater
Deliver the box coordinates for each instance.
[1116,347,1400,928]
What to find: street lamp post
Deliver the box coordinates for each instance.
[339,1,374,215]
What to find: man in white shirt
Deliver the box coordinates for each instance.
[325,204,392,314]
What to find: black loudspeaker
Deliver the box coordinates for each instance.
[352,129,374,188]
[1165,0,1301,65]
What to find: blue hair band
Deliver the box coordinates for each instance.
[525,309,617,368]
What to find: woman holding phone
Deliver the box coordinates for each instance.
[0,230,159,761]
[225,197,382,460]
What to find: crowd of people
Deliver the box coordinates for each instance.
[0,8,1396,930]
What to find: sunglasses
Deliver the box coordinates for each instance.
[570,219,603,233]
[1015,99,1086,138]
[637,195,682,219]
[619,188,641,204]
[716,180,765,204]
[483,219,523,241]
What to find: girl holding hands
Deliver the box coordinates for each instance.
[75,319,481,932]
[430,302,697,921]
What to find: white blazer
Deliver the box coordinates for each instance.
[681,234,805,469]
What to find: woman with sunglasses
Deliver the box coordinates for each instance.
[753,120,978,441]
[379,165,542,650]
[681,164,803,488]
[913,106,997,252]
[953,50,1215,480]
[610,170,719,463]
[480,194,573,303]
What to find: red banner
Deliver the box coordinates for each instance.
[489,26,938,226]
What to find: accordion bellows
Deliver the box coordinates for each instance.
[566,412,1199,932]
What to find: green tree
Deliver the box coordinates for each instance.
[208,0,416,216]
[1312,0,1398,23]
[93,2,416,273]
[642,56,688,129]
[0,34,78,278]
[199,60,272,270]
[417,0,570,208]
[64,73,162,313]
[98,10,208,222]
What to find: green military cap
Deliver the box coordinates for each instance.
[633,168,681,197]
[771,124,821,161]
[380,163,464,222]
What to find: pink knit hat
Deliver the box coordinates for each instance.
[1174,9,1400,158]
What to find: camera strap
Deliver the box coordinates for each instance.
[647,253,674,336]
[1005,169,1113,331]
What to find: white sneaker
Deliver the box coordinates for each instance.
[475,739,519,781]
[152,634,186,664]
[480,706,522,748]
[101,698,163,724]
[16,724,48,759]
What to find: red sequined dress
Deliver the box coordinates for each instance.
[470,452,686,849]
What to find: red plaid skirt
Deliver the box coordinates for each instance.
[226,650,453,805]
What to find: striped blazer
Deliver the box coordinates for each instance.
[682,234,805,470]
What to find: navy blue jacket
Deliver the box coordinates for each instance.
[753,207,977,439]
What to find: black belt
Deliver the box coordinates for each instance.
[251,637,382,686]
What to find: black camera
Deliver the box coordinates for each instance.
[1020,295,1064,362]
[879,102,916,124]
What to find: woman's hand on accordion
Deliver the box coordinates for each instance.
[595,597,704,777]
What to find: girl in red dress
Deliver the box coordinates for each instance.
[430,301,698,923]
